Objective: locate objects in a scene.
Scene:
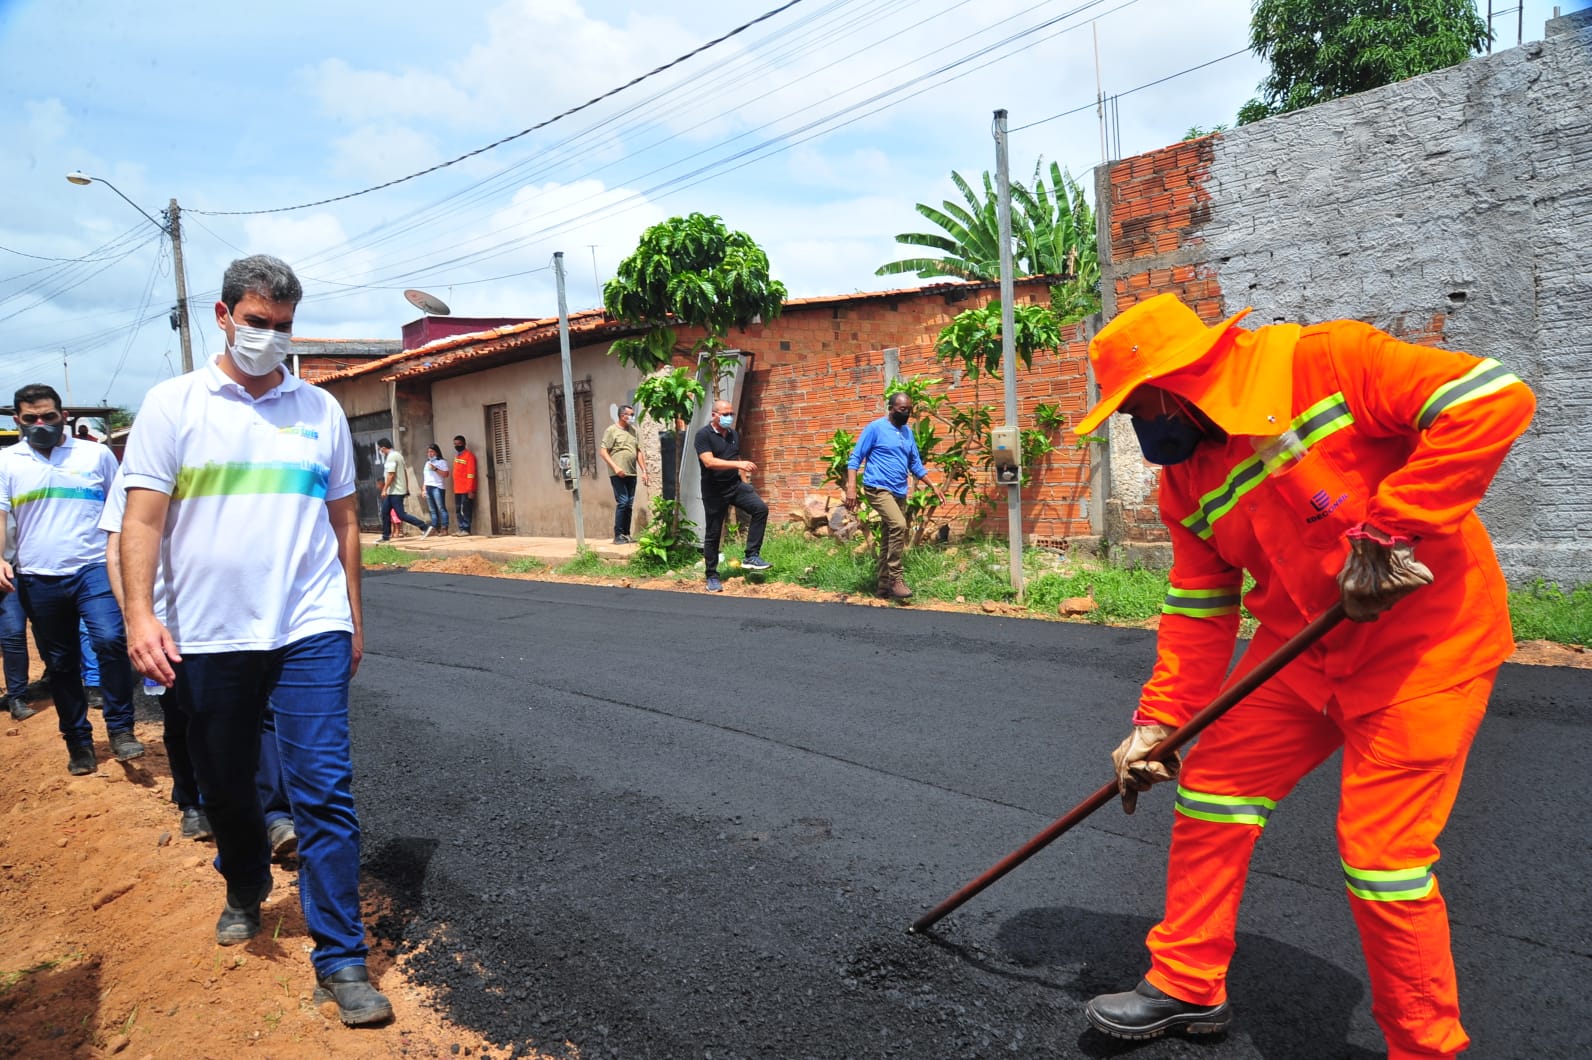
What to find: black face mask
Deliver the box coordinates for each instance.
[453,444,465,452]
[889,410,910,426]
[23,422,65,451]
[1131,414,1204,466]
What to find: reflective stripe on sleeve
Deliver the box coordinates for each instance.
[1416,358,1523,431]
[1341,860,1436,902]
[1162,585,1243,618]
[1174,786,1277,827]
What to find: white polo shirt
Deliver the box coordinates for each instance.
[0,435,119,575]
[119,357,356,653]
[98,468,166,624]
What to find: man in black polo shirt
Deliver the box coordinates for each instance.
[694,399,771,593]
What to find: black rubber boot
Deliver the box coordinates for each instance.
[314,965,395,1026]
[7,695,36,721]
[215,879,272,945]
[1086,978,1231,1040]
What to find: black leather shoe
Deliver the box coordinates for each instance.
[180,806,213,840]
[216,879,272,945]
[67,744,96,776]
[1086,979,1231,1040]
[109,729,145,761]
[7,695,36,721]
[314,965,394,1026]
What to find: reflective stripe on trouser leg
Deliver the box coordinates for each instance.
[266,631,369,977]
[1146,675,1343,1006]
[1335,672,1493,1059]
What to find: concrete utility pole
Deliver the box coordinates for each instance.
[993,109,1024,603]
[167,199,193,373]
[554,252,586,549]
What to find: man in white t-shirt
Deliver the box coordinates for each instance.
[119,254,391,1026]
[0,383,142,774]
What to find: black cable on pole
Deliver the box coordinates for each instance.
[190,0,809,217]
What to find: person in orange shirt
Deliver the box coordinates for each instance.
[451,434,478,536]
[1075,294,1534,1059]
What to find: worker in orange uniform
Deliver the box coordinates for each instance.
[1074,293,1534,1058]
[451,434,478,536]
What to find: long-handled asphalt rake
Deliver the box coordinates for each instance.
[909,602,1348,934]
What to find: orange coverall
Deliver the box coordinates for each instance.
[1133,320,1534,1058]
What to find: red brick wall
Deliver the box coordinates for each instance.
[677,278,1095,544]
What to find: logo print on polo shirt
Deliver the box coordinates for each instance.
[277,424,320,440]
[1305,487,1349,524]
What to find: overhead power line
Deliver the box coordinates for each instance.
[191,0,810,217]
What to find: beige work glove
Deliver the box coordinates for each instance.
[1111,724,1180,814]
[1337,523,1433,623]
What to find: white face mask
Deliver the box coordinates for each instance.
[226,320,294,377]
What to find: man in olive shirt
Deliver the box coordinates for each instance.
[600,404,649,544]
[377,438,430,541]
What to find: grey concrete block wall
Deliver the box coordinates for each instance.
[1195,14,1592,585]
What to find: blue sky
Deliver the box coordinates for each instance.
[1,0,1580,410]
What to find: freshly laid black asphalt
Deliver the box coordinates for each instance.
[352,572,1589,1059]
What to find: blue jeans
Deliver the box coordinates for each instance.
[0,590,29,698]
[455,492,474,533]
[610,475,637,537]
[176,631,366,975]
[17,563,135,746]
[80,619,100,686]
[379,494,429,539]
[425,486,449,530]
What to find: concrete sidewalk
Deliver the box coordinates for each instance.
[363,528,639,566]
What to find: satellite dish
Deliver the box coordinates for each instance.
[404,289,451,316]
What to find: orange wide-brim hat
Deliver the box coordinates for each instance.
[1073,293,1252,437]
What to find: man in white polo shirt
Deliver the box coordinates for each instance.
[0,383,142,774]
[119,254,391,1026]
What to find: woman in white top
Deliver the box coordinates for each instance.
[422,443,450,535]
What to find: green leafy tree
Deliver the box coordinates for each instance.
[935,300,1064,381]
[875,163,1096,283]
[603,212,788,374]
[605,213,786,534]
[1238,0,1490,124]
[98,406,134,435]
[877,163,1099,325]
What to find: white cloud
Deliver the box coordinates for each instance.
[327,123,447,182]
[308,58,474,124]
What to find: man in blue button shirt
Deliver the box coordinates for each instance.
[844,392,942,601]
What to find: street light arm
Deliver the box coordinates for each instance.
[65,172,168,233]
[66,171,193,373]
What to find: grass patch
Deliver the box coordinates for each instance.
[1026,565,1167,622]
[757,532,875,594]
[362,544,415,568]
[555,548,614,577]
[1508,580,1592,646]
[503,557,545,574]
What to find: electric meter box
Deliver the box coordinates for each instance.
[990,426,1021,467]
[991,426,1021,485]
